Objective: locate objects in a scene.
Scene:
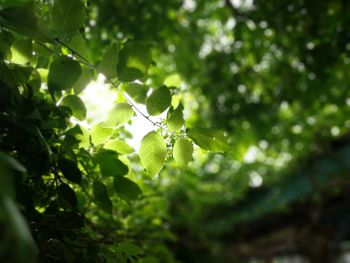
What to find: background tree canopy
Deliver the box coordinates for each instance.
[0,0,350,262]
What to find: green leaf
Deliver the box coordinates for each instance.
[103,103,134,127]
[60,95,86,121]
[58,183,77,209]
[164,73,182,87]
[173,138,193,167]
[187,128,230,153]
[167,104,184,131]
[0,151,26,173]
[73,66,92,94]
[91,124,113,145]
[0,30,14,60]
[52,0,85,36]
[117,41,152,81]
[120,83,149,104]
[95,150,129,177]
[146,86,172,116]
[113,176,141,201]
[93,181,112,213]
[48,56,81,93]
[10,39,32,64]
[57,158,82,184]
[139,256,159,263]
[2,198,38,263]
[66,34,89,61]
[118,241,143,256]
[103,140,134,155]
[139,131,166,176]
[99,43,119,79]
[0,7,52,42]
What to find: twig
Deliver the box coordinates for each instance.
[35,38,180,137]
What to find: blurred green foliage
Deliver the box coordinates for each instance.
[0,0,350,262]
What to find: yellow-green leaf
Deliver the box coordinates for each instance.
[103,140,134,155]
[188,128,230,153]
[167,104,184,131]
[91,125,113,145]
[139,131,166,176]
[10,39,32,64]
[103,103,134,127]
[173,138,193,167]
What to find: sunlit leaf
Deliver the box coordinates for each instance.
[10,39,32,64]
[146,86,172,116]
[188,128,230,153]
[60,95,86,121]
[113,176,141,201]
[104,140,134,155]
[173,138,193,167]
[167,104,184,131]
[103,103,134,127]
[91,125,113,145]
[52,0,85,36]
[140,131,166,176]
[164,73,181,87]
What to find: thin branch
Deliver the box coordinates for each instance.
[36,38,180,137]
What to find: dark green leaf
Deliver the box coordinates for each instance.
[58,183,77,209]
[67,34,89,61]
[0,30,14,60]
[146,86,172,116]
[58,158,82,184]
[120,82,149,104]
[99,43,119,79]
[0,7,52,42]
[93,181,112,213]
[113,176,141,201]
[95,150,128,177]
[52,0,85,36]
[117,41,152,81]
[60,95,86,121]
[188,128,230,152]
[118,241,143,256]
[139,131,166,176]
[0,151,26,173]
[48,56,81,93]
